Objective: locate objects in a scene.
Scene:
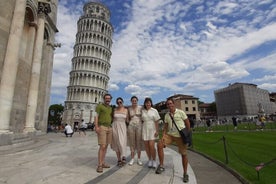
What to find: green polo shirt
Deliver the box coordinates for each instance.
[95,103,113,127]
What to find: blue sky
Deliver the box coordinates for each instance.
[50,0,276,106]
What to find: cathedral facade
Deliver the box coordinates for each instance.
[0,0,59,146]
[62,1,113,125]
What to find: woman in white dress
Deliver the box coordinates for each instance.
[111,97,129,167]
[127,96,144,166]
[141,97,160,169]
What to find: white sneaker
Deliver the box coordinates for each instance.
[137,159,143,166]
[152,160,157,169]
[129,159,134,166]
[148,160,153,168]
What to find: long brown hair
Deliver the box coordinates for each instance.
[143,97,153,108]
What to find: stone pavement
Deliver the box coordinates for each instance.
[0,131,242,184]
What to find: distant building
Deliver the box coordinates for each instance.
[214,83,276,119]
[198,103,217,120]
[270,93,276,103]
[155,94,200,120]
[62,1,113,125]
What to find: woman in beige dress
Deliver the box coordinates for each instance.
[111,97,129,167]
[127,96,144,166]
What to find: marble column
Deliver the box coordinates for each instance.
[71,109,75,124]
[24,3,51,132]
[0,0,27,133]
[89,110,93,123]
[40,43,55,130]
[81,109,84,120]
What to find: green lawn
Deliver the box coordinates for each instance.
[191,130,276,184]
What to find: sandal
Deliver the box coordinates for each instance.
[122,157,126,165]
[117,160,123,167]
[96,165,103,173]
[183,174,189,183]
[155,165,165,174]
[102,163,110,168]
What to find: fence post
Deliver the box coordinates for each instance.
[222,136,229,164]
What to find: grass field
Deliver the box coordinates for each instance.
[191,126,276,184]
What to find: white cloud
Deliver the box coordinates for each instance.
[108,83,119,91]
[244,53,276,71]
[50,0,276,104]
[50,2,82,104]
[253,74,276,82]
[258,83,276,92]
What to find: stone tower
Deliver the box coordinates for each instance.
[62,1,113,125]
[0,0,59,146]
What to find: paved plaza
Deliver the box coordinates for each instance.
[0,131,242,184]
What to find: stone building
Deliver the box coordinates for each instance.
[214,82,276,119]
[155,94,200,120]
[198,103,217,120]
[0,0,59,146]
[62,1,113,125]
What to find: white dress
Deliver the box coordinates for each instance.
[141,107,160,141]
[111,110,127,156]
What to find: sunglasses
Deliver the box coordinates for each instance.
[117,101,123,104]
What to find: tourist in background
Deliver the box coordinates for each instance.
[64,123,74,137]
[79,119,88,136]
[73,122,79,132]
[127,96,144,166]
[232,116,238,130]
[206,119,212,132]
[94,93,113,173]
[259,115,266,130]
[141,97,160,169]
[111,97,129,167]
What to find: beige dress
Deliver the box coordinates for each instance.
[111,110,128,156]
[127,106,144,151]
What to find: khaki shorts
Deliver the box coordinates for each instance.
[162,134,187,155]
[98,126,112,145]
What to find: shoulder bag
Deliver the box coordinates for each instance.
[169,114,191,146]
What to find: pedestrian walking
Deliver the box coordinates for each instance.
[232,116,238,130]
[79,119,87,136]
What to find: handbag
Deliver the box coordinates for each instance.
[169,114,191,146]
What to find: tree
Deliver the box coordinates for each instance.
[48,104,64,126]
[209,102,217,112]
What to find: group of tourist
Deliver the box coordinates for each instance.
[94,93,191,183]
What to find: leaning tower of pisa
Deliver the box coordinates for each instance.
[62,1,113,125]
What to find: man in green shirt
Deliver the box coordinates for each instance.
[155,97,191,183]
[95,93,113,173]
